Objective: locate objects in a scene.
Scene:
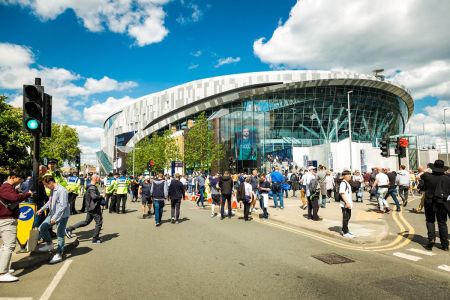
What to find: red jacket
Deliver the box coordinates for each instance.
[0,182,31,219]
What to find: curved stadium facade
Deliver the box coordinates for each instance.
[99,70,413,173]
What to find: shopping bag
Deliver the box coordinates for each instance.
[27,228,40,252]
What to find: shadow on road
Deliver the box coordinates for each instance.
[65,246,93,259]
[328,226,343,234]
[402,232,450,249]
[75,229,120,243]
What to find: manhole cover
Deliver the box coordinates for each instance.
[312,253,354,264]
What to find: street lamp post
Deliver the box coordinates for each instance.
[444,107,449,164]
[347,91,353,171]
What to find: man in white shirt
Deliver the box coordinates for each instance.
[340,170,354,238]
[373,168,391,213]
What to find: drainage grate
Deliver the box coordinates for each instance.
[312,253,354,265]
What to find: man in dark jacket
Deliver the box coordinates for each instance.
[0,170,32,282]
[219,171,234,219]
[65,175,104,243]
[151,173,168,227]
[168,173,185,224]
[421,160,449,251]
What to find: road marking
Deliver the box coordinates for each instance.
[406,248,436,256]
[392,252,422,261]
[437,264,450,272]
[39,259,73,300]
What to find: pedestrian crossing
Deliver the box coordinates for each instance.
[391,248,449,273]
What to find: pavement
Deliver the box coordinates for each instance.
[2,196,449,300]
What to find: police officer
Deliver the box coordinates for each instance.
[103,172,115,209]
[66,172,80,215]
[116,171,129,214]
[109,172,119,213]
[43,159,67,197]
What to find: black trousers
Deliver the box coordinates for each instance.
[424,202,449,247]
[243,201,251,220]
[68,210,103,240]
[221,194,232,217]
[341,207,352,234]
[109,195,118,213]
[105,193,113,209]
[68,192,78,215]
[171,199,181,220]
[116,194,127,213]
[307,196,320,220]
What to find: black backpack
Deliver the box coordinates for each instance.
[349,179,361,193]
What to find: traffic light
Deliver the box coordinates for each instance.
[75,155,81,168]
[379,139,390,157]
[397,138,408,158]
[23,84,44,134]
[147,160,154,172]
[42,93,52,137]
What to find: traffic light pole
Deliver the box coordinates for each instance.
[32,133,40,204]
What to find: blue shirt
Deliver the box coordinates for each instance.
[270,171,284,183]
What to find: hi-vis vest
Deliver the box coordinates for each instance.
[44,171,67,196]
[105,177,116,194]
[116,176,129,195]
[67,176,80,194]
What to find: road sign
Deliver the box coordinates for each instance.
[17,203,37,247]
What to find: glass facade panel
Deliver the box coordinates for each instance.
[162,85,409,172]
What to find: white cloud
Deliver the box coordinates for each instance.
[188,63,199,70]
[0,43,137,122]
[1,0,170,46]
[214,56,240,68]
[191,50,202,57]
[83,96,136,125]
[68,124,104,164]
[254,0,450,72]
[176,1,203,25]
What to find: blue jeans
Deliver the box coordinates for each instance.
[197,186,205,206]
[153,200,164,224]
[272,191,284,208]
[356,186,364,202]
[320,195,327,207]
[39,215,68,254]
[385,187,400,209]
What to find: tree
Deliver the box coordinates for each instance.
[0,96,32,171]
[127,130,180,175]
[184,112,224,171]
[40,123,81,165]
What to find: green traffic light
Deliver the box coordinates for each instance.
[26,119,39,130]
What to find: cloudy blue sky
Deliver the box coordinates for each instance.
[1,0,449,164]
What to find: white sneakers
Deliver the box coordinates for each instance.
[49,253,62,264]
[343,232,356,238]
[0,272,19,282]
[37,243,53,252]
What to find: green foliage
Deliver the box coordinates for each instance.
[40,123,81,165]
[0,96,32,171]
[127,130,180,175]
[184,112,224,171]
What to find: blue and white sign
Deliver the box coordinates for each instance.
[19,206,34,221]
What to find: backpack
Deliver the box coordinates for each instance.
[290,174,298,182]
[349,179,361,193]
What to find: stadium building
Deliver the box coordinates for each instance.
[98,70,414,174]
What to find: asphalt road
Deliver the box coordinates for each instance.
[1,198,449,300]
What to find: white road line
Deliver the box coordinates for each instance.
[39,260,73,300]
[392,252,423,261]
[406,248,436,256]
[437,264,450,272]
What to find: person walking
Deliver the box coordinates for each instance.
[65,175,104,243]
[317,166,328,208]
[396,165,410,207]
[103,172,115,210]
[66,172,80,215]
[421,160,449,251]
[325,171,335,201]
[305,167,321,221]
[219,171,234,219]
[116,170,129,214]
[290,172,300,197]
[108,172,119,213]
[138,176,153,218]
[269,167,284,209]
[340,170,354,238]
[168,173,185,224]
[241,177,253,221]
[151,173,168,227]
[385,168,401,211]
[352,170,364,202]
[373,168,391,213]
[195,172,206,208]
[0,170,32,282]
[250,169,259,213]
[36,175,70,264]
[209,174,221,218]
[258,175,271,219]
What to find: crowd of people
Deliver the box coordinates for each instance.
[1,158,449,283]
